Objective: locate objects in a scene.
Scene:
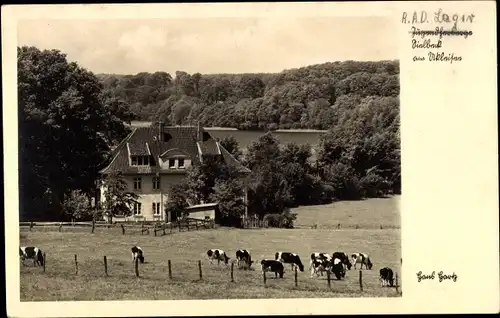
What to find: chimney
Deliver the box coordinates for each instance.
[158,121,164,141]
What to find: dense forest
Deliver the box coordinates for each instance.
[18,45,400,223]
[97,60,399,131]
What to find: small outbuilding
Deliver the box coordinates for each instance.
[185,203,219,221]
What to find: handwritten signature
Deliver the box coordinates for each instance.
[416,271,458,283]
[402,9,475,30]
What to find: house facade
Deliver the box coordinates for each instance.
[99,122,251,222]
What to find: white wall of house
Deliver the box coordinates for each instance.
[100,171,249,222]
[100,174,186,222]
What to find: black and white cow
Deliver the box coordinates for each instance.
[309,253,332,277]
[131,246,145,264]
[261,259,285,278]
[330,257,346,280]
[19,246,44,266]
[207,249,230,265]
[275,252,305,272]
[236,249,253,269]
[379,267,394,287]
[351,252,373,270]
[310,258,332,278]
[331,252,352,270]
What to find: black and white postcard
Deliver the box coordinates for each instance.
[2,2,498,316]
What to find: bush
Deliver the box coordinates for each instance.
[62,190,93,221]
[309,182,335,204]
[324,163,363,200]
[359,173,387,197]
[263,209,297,228]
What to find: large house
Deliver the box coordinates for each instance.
[98,122,251,222]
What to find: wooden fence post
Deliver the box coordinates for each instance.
[162,224,166,235]
[141,222,144,235]
[263,270,267,286]
[135,257,139,277]
[104,256,108,276]
[198,260,202,280]
[74,254,78,275]
[359,270,363,291]
[43,252,46,273]
[121,224,125,235]
[231,262,234,282]
[29,221,33,231]
[294,265,298,287]
[91,219,95,234]
[395,272,399,293]
[327,270,331,289]
[168,260,172,279]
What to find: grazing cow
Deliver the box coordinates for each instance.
[310,258,332,278]
[261,259,285,278]
[131,246,145,264]
[309,253,332,277]
[351,252,373,270]
[275,252,305,272]
[207,249,230,265]
[310,252,332,262]
[330,258,346,280]
[19,246,44,266]
[331,252,352,270]
[235,249,253,269]
[379,267,394,287]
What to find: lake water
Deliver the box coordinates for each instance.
[205,128,326,150]
[130,121,327,151]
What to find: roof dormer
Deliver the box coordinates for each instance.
[159,148,191,170]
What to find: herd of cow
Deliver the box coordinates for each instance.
[206,248,396,287]
[19,245,397,288]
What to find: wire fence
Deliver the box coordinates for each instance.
[21,253,402,296]
[19,218,217,236]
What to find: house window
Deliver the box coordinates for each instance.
[153,177,160,190]
[133,177,142,190]
[134,202,142,215]
[131,156,150,166]
[152,202,161,216]
[168,159,176,168]
[178,158,185,168]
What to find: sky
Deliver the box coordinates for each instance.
[17,17,397,75]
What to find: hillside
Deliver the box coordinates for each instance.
[96,60,400,131]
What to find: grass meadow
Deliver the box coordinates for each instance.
[19,196,401,301]
[293,196,400,229]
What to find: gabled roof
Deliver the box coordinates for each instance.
[99,125,251,175]
[219,144,251,174]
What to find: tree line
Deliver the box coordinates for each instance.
[18,46,400,224]
[97,60,399,131]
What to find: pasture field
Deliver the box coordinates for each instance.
[292,196,400,229]
[20,226,401,301]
